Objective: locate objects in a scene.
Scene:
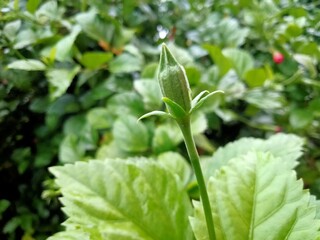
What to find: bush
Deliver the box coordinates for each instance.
[0,0,319,239]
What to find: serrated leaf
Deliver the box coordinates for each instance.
[7,59,46,71]
[49,158,193,240]
[191,152,320,240]
[202,133,304,181]
[113,115,149,152]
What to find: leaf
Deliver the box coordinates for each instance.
[162,97,187,119]
[202,133,304,181]
[203,44,232,77]
[80,52,113,69]
[75,9,114,42]
[49,158,193,240]
[113,115,149,152]
[55,25,81,62]
[138,111,170,121]
[244,68,268,87]
[108,92,145,117]
[191,152,320,240]
[46,65,81,100]
[244,88,284,110]
[59,135,85,163]
[134,79,162,110]
[7,59,46,71]
[217,18,249,47]
[158,152,192,187]
[0,199,10,216]
[3,20,21,41]
[223,48,254,78]
[289,109,313,129]
[86,108,114,129]
[26,0,40,13]
[109,53,144,73]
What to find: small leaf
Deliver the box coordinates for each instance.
[7,59,46,71]
[138,111,170,121]
[162,97,187,119]
[134,79,162,110]
[191,90,224,113]
[192,151,320,240]
[46,66,81,100]
[223,48,254,78]
[80,52,113,69]
[191,90,209,108]
[55,25,81,61]
[109,53,143,73]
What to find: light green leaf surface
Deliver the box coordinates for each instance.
[223,48,254,78]
[55,25,81,61]
[202,133,304,181]
[158,152,192,187]
[49,158,193,240]
[113,115,149,152]
[109,53,143,73]
[7,59,46,71]
[134,79,162,110]
[80,52,113,69]
[191,151,320,240]
[46,66,81,100]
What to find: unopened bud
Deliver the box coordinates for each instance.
[158,44,192,113]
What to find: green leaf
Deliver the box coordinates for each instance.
[49,158,193,240]
[152,121,182,154]
[3,20,21,41]
[0,199,10,216]
[59,135,85,163]
[203,44,232,77]
[80,52,113,69]
[289,109,313,129]
[108,92,145,117]
[134,79,162,110]
[223,48,254,78]
[113,115,149,152]
[86,108,114,129]
[75,9,114,42]
[13,29,37,49]
[55,25,81,62]
[26,0,40,13]
[202,133,304,181]
[191,152,320,240]
[158,152,192,187]
[7,59,46,71]
[109,53,143,73]
[138,111,170,121]
[46,65,81,100]
[162,97,187,119]
[244,68,268,87]
[191,90,224,113]
[244,88,284,110]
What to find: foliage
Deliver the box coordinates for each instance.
[48,134,320,239]
[0,0,320,239]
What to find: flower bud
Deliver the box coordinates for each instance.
[158,44,192,113]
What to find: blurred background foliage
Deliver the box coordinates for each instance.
[0,0,320,239]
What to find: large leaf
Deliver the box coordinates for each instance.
[191,151,320,240]
[49,158,193,240]
[202,133,304,181]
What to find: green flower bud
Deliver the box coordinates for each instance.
[158,44,192,114]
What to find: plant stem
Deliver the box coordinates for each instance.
[178,118,216,240]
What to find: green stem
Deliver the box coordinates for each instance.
[178,117,216,240]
